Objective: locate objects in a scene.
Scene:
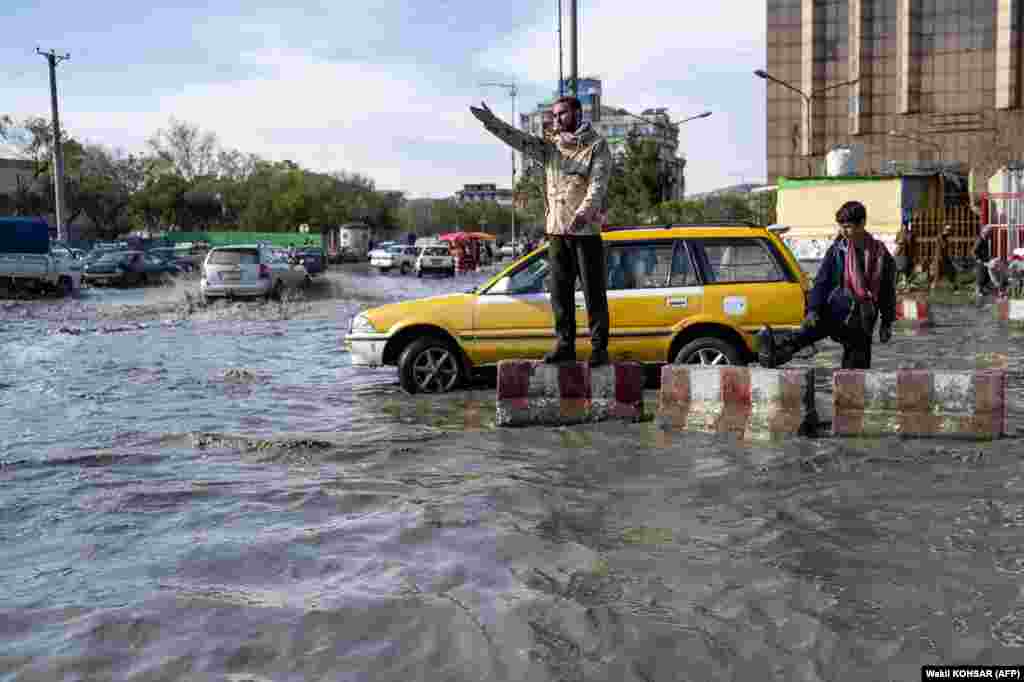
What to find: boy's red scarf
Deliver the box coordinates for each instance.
[843,234,885,303]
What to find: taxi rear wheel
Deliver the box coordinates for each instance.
[398,336,465,394]
[673,337,745,367]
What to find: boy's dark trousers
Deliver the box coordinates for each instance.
[547,235,609,354]
[778,317,873,370]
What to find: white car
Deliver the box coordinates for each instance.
[370,244,419,274]
[200,245,310,302]
[415,245,455,277]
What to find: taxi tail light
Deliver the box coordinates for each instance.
[258,264,270,279]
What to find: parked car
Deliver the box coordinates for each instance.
[498,242,527,259]
[200,244,310,302]
[0,218,82,296]
[370,244,419,274]
[415,244,456,278]
[148,246,198,274]
[83,250,182,286]
[295,246,326,276]
[345,224,810,393]
[367,242,399,262]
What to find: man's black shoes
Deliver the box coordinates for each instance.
[588,349,609,368]
[543,347,577,364]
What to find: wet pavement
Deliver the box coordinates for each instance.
[1,264,1023,680]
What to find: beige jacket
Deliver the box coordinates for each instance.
[479,113,612,236]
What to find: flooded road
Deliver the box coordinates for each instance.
[2,264,1023,681]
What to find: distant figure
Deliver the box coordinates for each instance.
[894,222,914,287]
[930,225,957,291]
[973,225,994,298]
[759,201,896,370]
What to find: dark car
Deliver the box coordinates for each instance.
[83,250,181,286]
[148,246,198,274]
[295,247,326,276]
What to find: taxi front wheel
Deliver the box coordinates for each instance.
[673,337,745,367]
[398,336,466,394]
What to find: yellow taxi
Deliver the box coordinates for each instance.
[345,224,810,393]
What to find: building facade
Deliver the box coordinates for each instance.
[455,183,514,207]
[767,0,1024,183]
[519,80,688,200]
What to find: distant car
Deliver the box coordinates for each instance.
[370,244,419,274]
[83,250,181,286]
[148,246,197,273]
[415,244,456,278]
[499,243,527,259]
[295,247,326,276]
[200,244,309,302]
[367,242,399,262]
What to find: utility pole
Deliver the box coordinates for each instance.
[480,82,518,251]
[37,47,70,242]
[568,0,578,97]
[557,0,564,96]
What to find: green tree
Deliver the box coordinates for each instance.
[606,137,662,225]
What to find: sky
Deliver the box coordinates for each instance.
[1,0,767,198]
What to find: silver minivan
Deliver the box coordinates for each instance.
[200,245,309,302]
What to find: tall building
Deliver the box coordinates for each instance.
[766,0,1024,182]
[519,79,687,200]
[455,183,514,207]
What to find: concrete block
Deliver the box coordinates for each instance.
[893,297,932,329]
[832,370,1008,440]
[996,297,1024,327]
[495,360,644,427]
[656,366,819,440]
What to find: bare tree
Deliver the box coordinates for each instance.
[147,118,220,182]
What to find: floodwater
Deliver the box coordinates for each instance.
[2,264,1023,681]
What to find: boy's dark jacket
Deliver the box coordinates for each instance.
[807,237,897,328]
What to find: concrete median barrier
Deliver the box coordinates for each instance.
[996,297,1024,328]
[495,360,644,427]
[832,369,1008,440]
[656,366,819,439]
[893,297,932,329]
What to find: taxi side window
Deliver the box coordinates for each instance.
[693,238,785,283]
[669,241,698,287]
[606,244,674,290]
[488,254,548,294]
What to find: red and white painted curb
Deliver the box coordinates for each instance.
[893,297,932,328]
[996,297,1024,326]
[495,360,644,427]
[832,369,1007,440]
[657,366,819,439]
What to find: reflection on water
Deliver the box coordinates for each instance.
[2,275,1023,679]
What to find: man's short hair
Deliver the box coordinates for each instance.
[553,96,582,112]
[836,201,867,225]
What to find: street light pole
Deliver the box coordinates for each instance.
[480,82,518,249]
[755,69,857,162]
[37,48,70,242]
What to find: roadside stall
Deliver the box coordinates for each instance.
[439,232,495,273]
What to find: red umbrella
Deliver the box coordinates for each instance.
[438,232,469,242]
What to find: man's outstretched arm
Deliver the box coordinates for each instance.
[470,102,549,161]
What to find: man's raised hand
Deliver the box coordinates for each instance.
[469,101,494,124]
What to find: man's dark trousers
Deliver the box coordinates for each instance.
[547,234,609,354]
[782,317,873,370]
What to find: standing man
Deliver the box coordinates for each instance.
[758,201,896,370]
[470,97,613,366]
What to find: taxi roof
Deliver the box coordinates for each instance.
[601,223,770,241]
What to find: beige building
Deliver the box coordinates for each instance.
[767,0,1024,182]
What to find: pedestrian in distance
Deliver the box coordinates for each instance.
[758,200,896,370]
[930,224,958,291]
[470,96,613,367]
[973,225,995,300]
[894,221,914,289]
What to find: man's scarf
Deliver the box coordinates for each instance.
[842,234,885,303]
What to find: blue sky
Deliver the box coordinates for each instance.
[2,1,767,197]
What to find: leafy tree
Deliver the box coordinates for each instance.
[147,118,219,183]
[75,146,146,238]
